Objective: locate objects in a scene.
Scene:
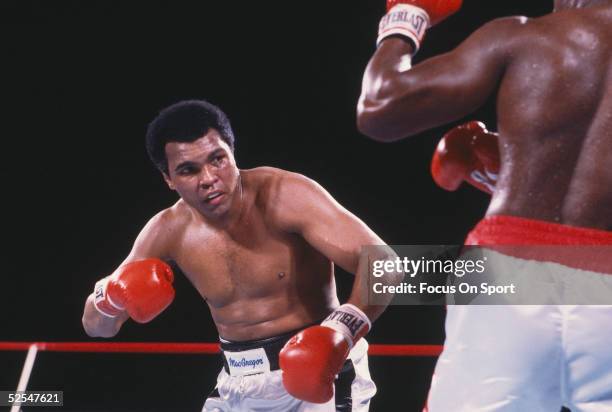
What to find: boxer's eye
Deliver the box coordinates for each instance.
[177,166,197,176]
[211,155,225,166]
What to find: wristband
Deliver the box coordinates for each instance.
[377,4,430,53]
[321,304,371,348]
[93,278,124,318]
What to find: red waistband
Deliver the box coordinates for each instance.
[465,215,612,273]
[466,215,612,246]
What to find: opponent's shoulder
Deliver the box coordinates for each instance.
[493,10,612,64]
[530,8,612,46]
[450,15,532,65]
[481,15,531,32]
[470,15,532,47]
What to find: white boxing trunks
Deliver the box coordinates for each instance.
[203,327,376,412]
[426,215,612,412]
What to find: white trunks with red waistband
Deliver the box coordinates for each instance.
[426,215,612,412]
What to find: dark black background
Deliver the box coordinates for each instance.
[1,1,552,411]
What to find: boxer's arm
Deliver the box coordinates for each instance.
[82,209,176,337]
[358,17,526,141]
[82,293,129,338]
[271,172,403,322]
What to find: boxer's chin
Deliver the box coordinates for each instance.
[199,193,233,220]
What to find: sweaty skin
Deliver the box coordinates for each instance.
[358,0,612,230]
[83,130,401,340]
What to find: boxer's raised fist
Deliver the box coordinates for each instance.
[431,121,500,194]
[94,258,175,323]
[378,0,462,50]
[387,0,462,25]
[280,304,371,403]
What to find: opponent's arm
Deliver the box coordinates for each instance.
[82,210,177,338]
[273,172,403,403]
[358,3,524,142]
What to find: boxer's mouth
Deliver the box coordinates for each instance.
[203,191,224,205]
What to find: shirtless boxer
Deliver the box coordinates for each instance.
[358,0,612,410]
[81,100,402,411]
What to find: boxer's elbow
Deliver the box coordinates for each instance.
[381,250,405,287]
[367,246,405,286]
[357,104,393,142]
[357,77,425,142]
[357,102,418,142]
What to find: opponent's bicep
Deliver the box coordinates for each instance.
[275,174,383,273]
[408,22,512,112]
[359,17,522,140]
[408,49,502,118]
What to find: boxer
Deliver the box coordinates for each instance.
[358,0,612,410]
[82,100,404,411]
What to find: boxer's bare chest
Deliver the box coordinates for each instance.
[171,207,303,307]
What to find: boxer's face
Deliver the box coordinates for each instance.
[164,129,240,220]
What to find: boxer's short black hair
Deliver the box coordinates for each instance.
[146,99,235,174]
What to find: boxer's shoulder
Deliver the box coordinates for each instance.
[161,200,192,225]
[240,166,286,189]
[268,169,320,207]
[242,166,316,202]
[504,10,612,65]
[146,201,191,240]
[524,8,610,40]
[127,202,190,261]
[471,15,532,46]
[244,167,324,230]
[241,166,301,182]
[454,15,532,64]
[483,15,531,30]
[467,14,599,64]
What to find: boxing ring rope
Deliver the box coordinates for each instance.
[1,341,443,411]
[0,341,443,356]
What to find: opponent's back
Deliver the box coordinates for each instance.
[493,4,612,229]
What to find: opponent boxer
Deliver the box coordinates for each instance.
[358,0,612,410]
[82,100,403,411]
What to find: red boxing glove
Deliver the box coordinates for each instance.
[280,304,371,403]
[431,121,500,194]
[387,0,462,25]
[378,0,462,51]
[93,258,175,323]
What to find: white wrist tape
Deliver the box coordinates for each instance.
[93,277,124,318]
[377,4,430,52]
[321,304,371,348]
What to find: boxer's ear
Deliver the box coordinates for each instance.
[162,172,176,190]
